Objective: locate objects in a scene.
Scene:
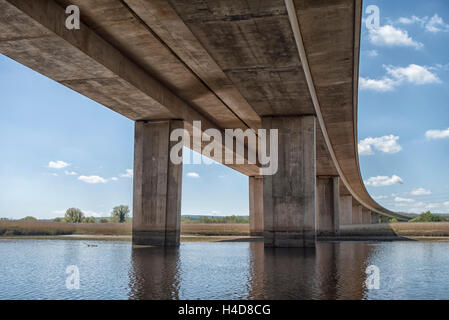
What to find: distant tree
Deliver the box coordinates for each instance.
[111,205,130,223]
[410,211,447,222]
[83,216,96,223]
[21,216,37,221]
[53,217,64,222]
[99,218,109,223]
[65,208,84,223]
[389,218,398,223]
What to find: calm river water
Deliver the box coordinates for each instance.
[1,239,449,300]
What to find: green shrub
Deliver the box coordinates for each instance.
[409,211,448,222]
[65,208,84,223]
[111,205,130,223]
[21,216,37,221]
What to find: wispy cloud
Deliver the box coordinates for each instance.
[398,14,449,33]
[410,188,432,196]
[64,171,78,176]
[78,175,108,184]
[186,172,200,178]
[425,128,449,140]
[360,64,440,92]
[119,169,133,178]
[395,197,415,203]
[365,175,404,187]
[359,135,402,155]
[368,25,423,48]
[48,160,69,169]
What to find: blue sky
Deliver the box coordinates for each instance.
[1,0,448,219]
[359,0,449,213]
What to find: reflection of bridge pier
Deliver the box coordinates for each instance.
[129,247,180,300]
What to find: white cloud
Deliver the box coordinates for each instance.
[360,64,440,92]
[78,175,107,184]
[373,195,389,200]
[186,172,200,178]
[120,169,133,178]
[395,197,415,203]
[425,128,449,139]
[444,202,449,207]
[366,50,379,57]
[410,188,432,196]
[359,135,402,155]
[64,171,78,176]
[359,77,396,92]
[111,177,118,181]
[368,25,423,48]
[398,14,449,33]
[48,160,69,169]
[365,175,404,187]
[385,64,440,85]
[398,15,424,25]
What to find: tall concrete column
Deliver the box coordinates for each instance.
[371,212,379,224]
[339,195,353,225]
[316,176,340,235]
[352,204,362,224]
[249,176,264,236]
[362,208,371,224]
[263,116,316,247]
[132,120,183,247]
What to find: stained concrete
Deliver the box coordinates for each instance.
[362,208,371,225]
[317,176,340,235]
[339,195,353,225]
[132,120,183,246]
[249,176,264,236]
[263,116,316,247]
[352,205,362,225]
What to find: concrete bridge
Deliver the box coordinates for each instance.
[0,0,409,247]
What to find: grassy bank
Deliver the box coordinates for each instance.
[0,221,249,237]
[340,222,449,238]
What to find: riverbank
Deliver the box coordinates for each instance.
[4,221,449,242]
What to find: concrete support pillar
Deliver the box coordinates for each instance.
[362,208,371,224]
[371,212,379,224]
[380,216,389,223]
[249,176,264,236]
[263,116,316,247]
[352,204,362,224]
[316,176,340,235]
[339,195,353,225]
[132,120,183,247]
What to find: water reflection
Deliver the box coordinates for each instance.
[128,242,375,300]
[129,247,180,299]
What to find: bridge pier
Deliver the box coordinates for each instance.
[362,208,371,224]
[352,204,362,224]
[263,116,316,247]
[132,120,183,247]
[371,212,380,224]
[249,176,264,236]
[316,176,340,235]
[339,195,353,225]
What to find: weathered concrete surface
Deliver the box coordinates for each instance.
[352,205,362,225]
[371,212,380,224]
[132,120,183,246]
[362,208,371,225]
[263,116,316,247]
[317,176,340,235]
[339,195,353,225]
[249,176,263,236]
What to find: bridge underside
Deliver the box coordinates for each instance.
[0,0,409,247]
